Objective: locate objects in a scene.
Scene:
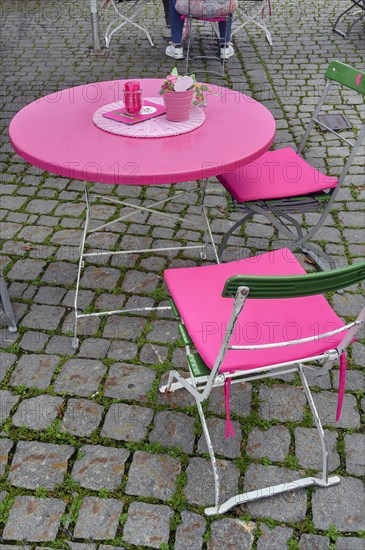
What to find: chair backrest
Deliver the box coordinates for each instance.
[175,0,236,18]
[298,61,365,156]
[326,60,365,95]
[222,260,365,299]
[219,260,365,357]
[297,61,365,195]
[199,260,365,400]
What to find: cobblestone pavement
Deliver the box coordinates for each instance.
[0,0,364,548]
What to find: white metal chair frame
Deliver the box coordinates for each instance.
[72,180,219,349]
[159,265,365,515]
[104,0,154,48]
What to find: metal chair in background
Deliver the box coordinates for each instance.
[333,0,365,38]
[214,60,365,270]
[175,0,237,74]
[103,0,154,47]
[231,0,272,45]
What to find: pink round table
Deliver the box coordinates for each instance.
[9,78,276,347]
[9,79,276,185]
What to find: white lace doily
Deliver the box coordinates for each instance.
[93,96,205,138]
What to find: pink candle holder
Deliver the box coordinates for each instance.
[123,81,143,116]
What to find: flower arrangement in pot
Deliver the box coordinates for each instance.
[159,67,212,122]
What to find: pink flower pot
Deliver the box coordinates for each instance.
[163,89,194,122]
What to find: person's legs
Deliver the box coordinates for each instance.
[218,15,234,59]
[169,0,184,43]
[218,15,232,43]
[165,0,184,58]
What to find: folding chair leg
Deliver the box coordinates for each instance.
[346,11,365,36]
[220,202,337,270]
[196,400,221,509]
[299,365,329,484]
[273,210,337,270]
[299,243,337,271]
[105,0,154,47]
[160,370,197,393]
[217,212,254,261]
[204,367,340,516]
[333,0,365,37]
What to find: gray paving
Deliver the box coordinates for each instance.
[0,0,364,547]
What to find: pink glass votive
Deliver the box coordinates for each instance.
[123,81,143,116]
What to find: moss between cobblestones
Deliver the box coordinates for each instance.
[1,1,365,547]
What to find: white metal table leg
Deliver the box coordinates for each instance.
[72,181,91,349]
[72,180,216,347]
[0,273,17,333]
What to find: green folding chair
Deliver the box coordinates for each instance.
[159,248,365,515]
[215,61,365,270]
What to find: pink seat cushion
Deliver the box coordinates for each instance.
[217,147,338,202]
[164,249,345,373]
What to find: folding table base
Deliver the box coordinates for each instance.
[72,180,218,348]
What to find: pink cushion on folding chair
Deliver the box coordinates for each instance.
[164,249,345,373]
[217,147,338,203]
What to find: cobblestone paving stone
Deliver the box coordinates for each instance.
[60,397,104,437]
[8,441,74,490]
[2,496,66,541]
[71,445,130,491]
[174,510,206,550]
[73,497,123,540]
[298,534,330,549]
[122,502,173,548]
[208,518,256,549]
[0,0,364,547]
[257,525,293,550]
[11,394,63,430]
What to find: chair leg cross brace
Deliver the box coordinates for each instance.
[204,475,341,516]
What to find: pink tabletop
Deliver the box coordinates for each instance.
[9,79,275,186]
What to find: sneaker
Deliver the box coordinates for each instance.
[165,42,184,60]
[220,42,234,60]
[162,25,171,39]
